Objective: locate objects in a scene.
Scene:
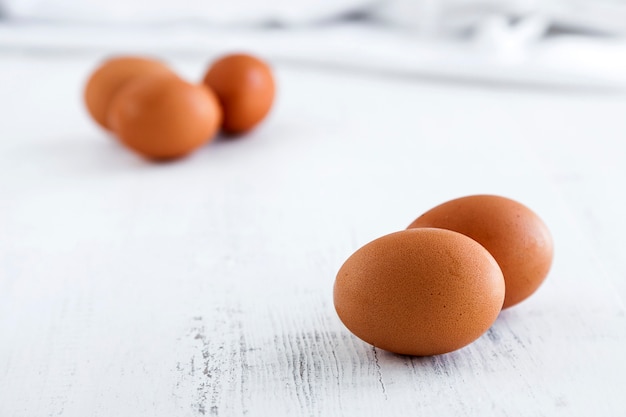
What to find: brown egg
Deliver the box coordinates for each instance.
[408,195,554,309]
[84,56,173,130]
[334,228,505,356]
[202,53,275,134]
[107,74,222,161]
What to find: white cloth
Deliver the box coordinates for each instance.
[1,0,626,91]
[2,0,626,35]
[378,0,626,35]
[0,0,373,24]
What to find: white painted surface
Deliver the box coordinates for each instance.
[0,49,625,416]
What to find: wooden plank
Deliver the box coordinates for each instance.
[1,54,625,416]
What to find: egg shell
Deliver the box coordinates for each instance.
[334,228,505,356]
[84,56,173,130]
[107,74,222,161]
[408,195,553,309]
[202,53,275,134]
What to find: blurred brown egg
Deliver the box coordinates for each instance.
[202,53,275,134]
[84,56,173,130]
[107,74,222,161]
[408,195,554,309]
[334,228,505,356]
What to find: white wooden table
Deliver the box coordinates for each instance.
[1,49,625,416]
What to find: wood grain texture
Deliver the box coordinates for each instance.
[1,52,625,416]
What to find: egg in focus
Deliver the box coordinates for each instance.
[107,74,222,161]
[202,53,275,134]
[84,56,173,130]
[408,195,553,309]
[334,228,505,356]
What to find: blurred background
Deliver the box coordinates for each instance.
[2,0,626,89]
